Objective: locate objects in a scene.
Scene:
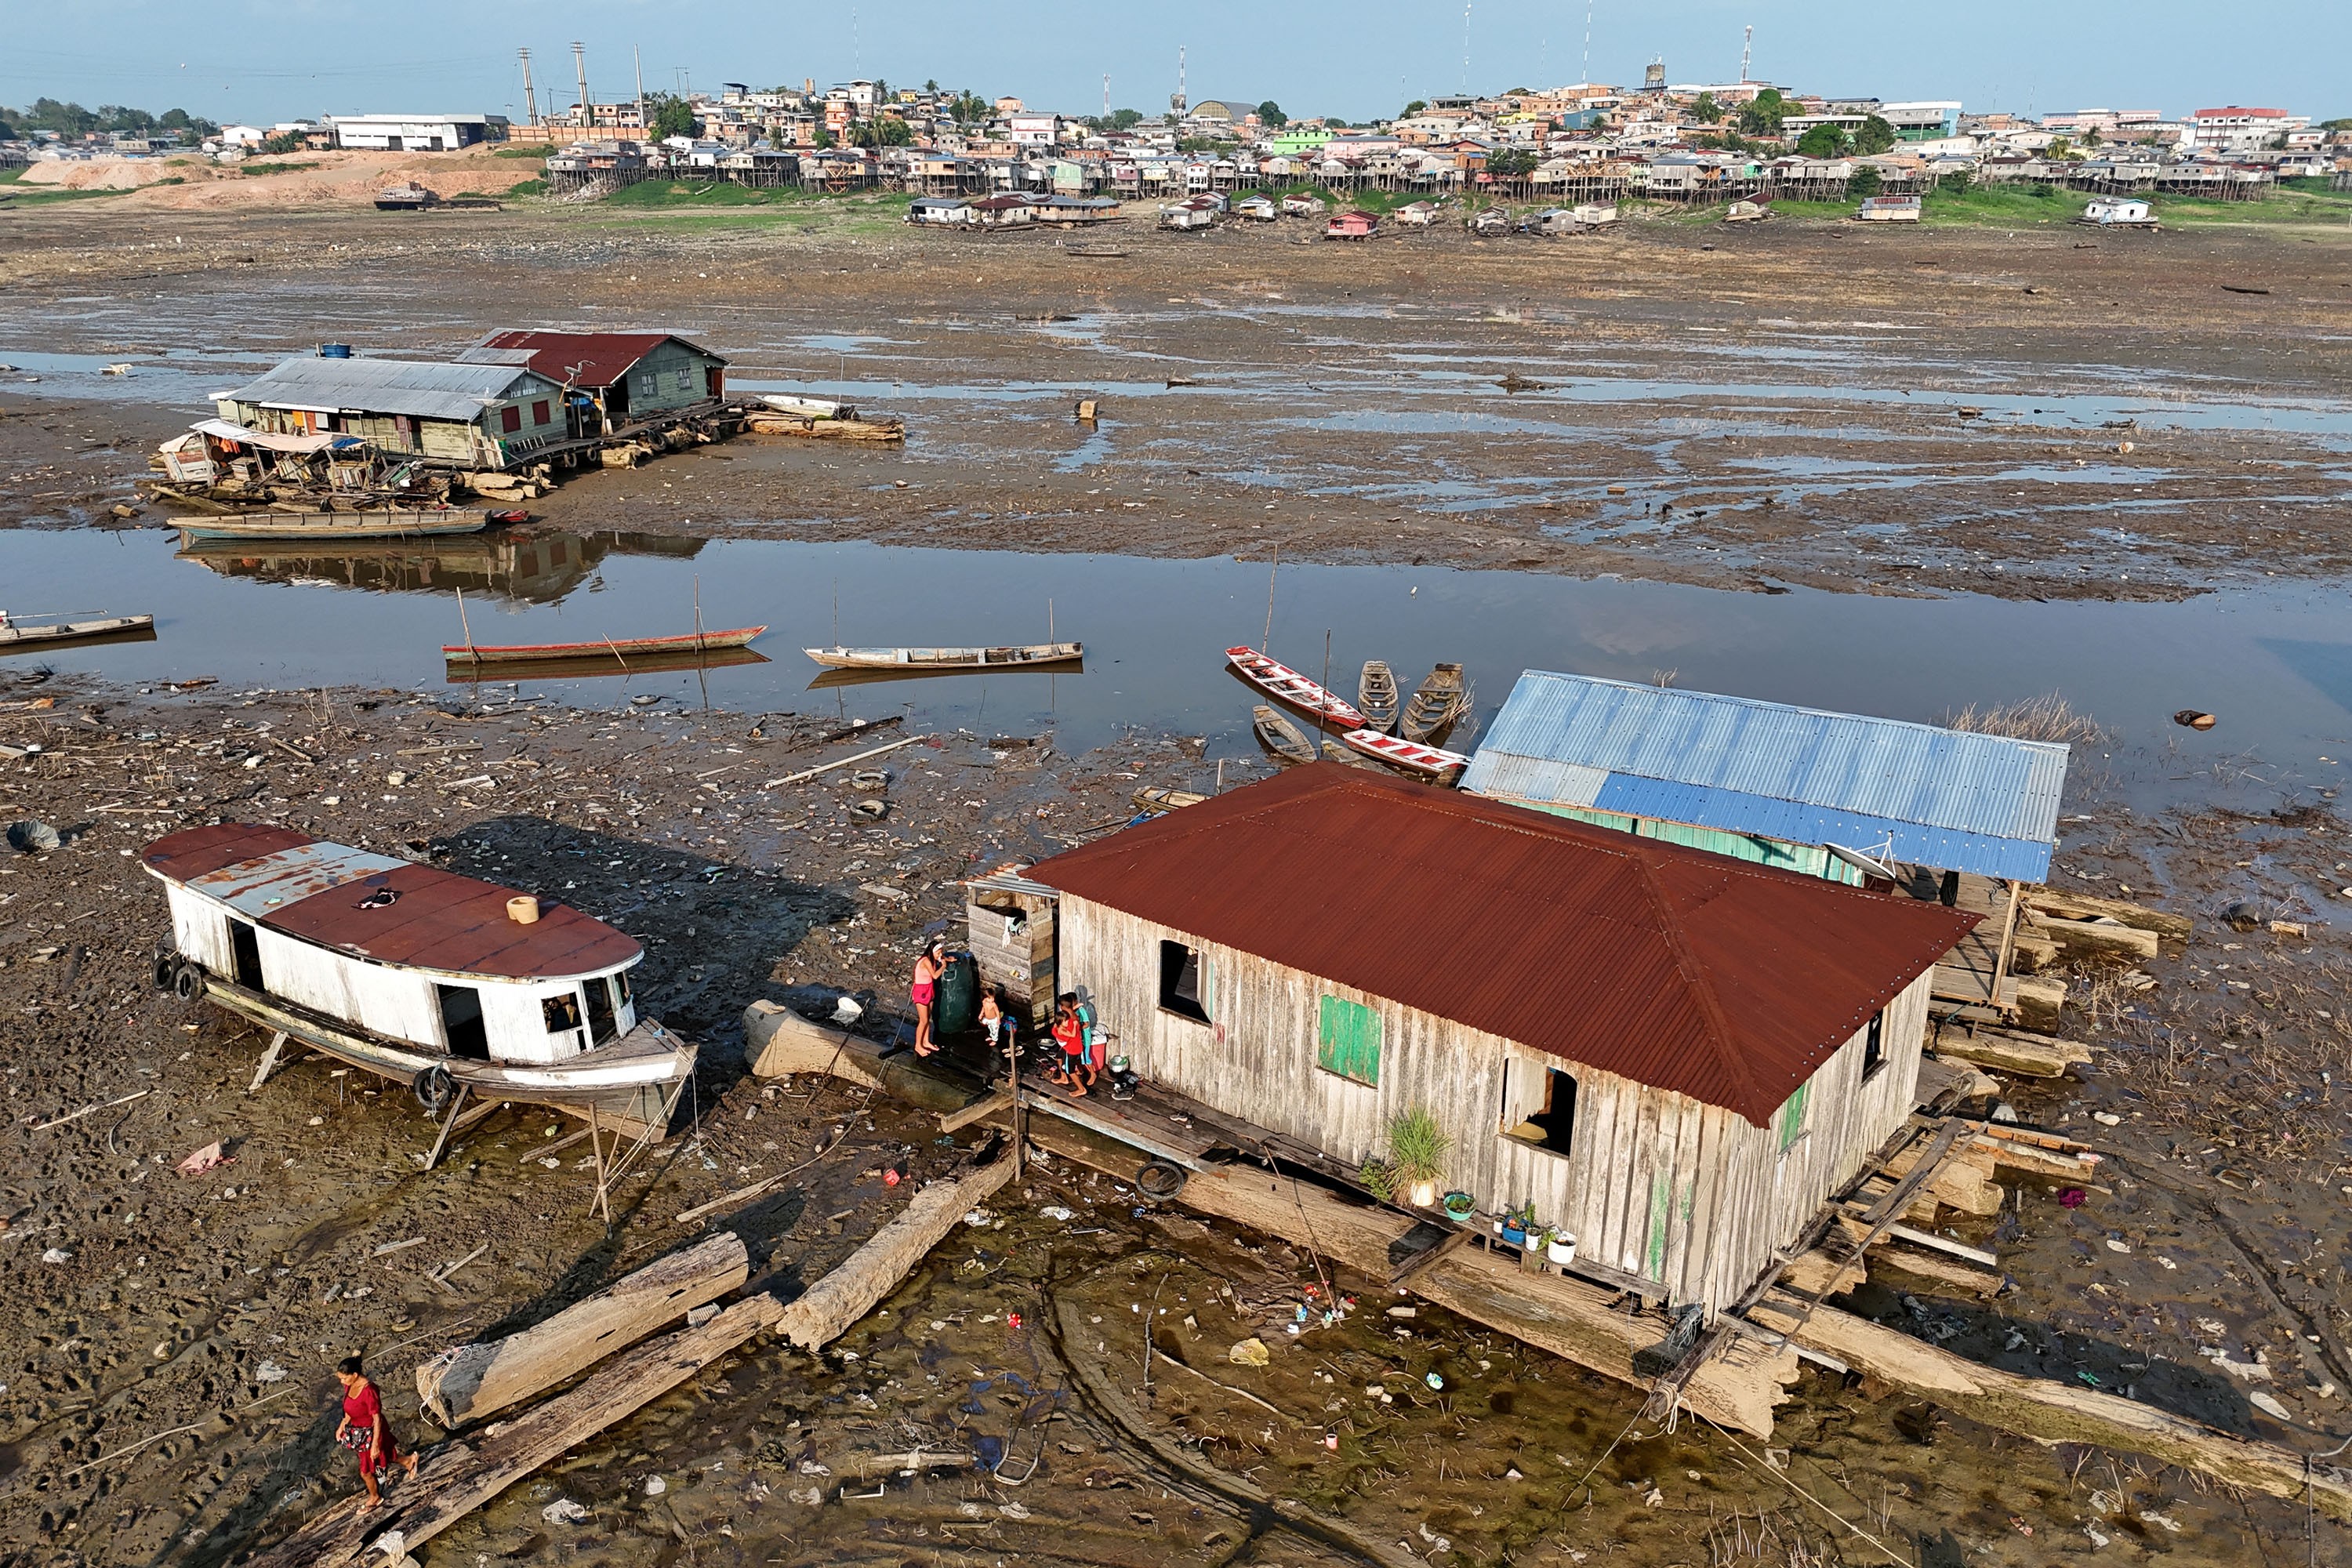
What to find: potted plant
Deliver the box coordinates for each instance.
[1547,1229,1578,1266]
[1384,1105,1451,1209]
[1499,1203,1532,1247]
[1442,1190,1476,1222]
[1357,1156,1395,1203]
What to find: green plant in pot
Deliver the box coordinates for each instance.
[1442,1190,1476,1221]
[1384,1105,1451,1207]
[1358,1155,1396,1203]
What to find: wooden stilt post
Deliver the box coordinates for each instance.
[423,1083,470,1173]
[587,1104,612,1225]
[249,1031,289,1094]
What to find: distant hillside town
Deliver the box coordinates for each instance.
[5,62,2346,212]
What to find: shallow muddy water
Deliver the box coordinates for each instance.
[6,526,2350,823]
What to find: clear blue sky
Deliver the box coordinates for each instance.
[7,1,2345,129]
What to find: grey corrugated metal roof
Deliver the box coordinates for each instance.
[1460,670,2067,880]
[222,357,555,422]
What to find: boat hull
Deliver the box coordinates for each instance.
[198,972,693,1131]
[444,625,767,662]
[803,642,1082,672]
[1226,646,1367,730]
[180,510,490,542]
[0,615,156,652]
[450,646,771,683]
[1252,704,1317,767]
[1339,728,1469,783]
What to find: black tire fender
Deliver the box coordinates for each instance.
[152,953,180,992]
[412,1065,456,1116]
[1136,1159,1189,1200]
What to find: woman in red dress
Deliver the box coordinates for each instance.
[333,1355,419,1508]
[910,937,947,1057]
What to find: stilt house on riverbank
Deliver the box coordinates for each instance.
[213,355,566,469]
[459,331,728,438]
[1024,764,1976,1316]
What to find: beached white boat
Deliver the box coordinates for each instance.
[178,508,490,543]
[143,824,692,1134]
[0,614,154,652]
[1338,728,1471,784]
[804,642,1082,672]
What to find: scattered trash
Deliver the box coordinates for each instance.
[2249,1390,2293,1421]
[255,1359,287,1383]
[2092,1112,2122,1127]
[1039,1205,1074,1221]
[1424,1371,1444,1390]
[630,695,661,707]
[644,1475,666,1497]
[2223,902,2263,932]
[41,1248,72,1265]
[5,819,61,854]
[998,1501,1031,1520]
[178,1141,232,1178]
[851,797,889,819]
[2059,1188,2088,1208]
[2270,920,2307,938]
[2172,710,2217,731]
[687,1304,719,1328]
[850,769,890,793]
[963,1208,993,1226]
[540,1498,590,1525]
[1229,1338,1271,1367]
[831,996,865,1024]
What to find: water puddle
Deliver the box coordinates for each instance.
[4,528,2348,820]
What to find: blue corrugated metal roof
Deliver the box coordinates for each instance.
[1460,670,2067,881]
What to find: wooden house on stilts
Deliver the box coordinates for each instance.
[1019,764,1977,1319]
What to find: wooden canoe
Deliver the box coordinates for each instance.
[804,642,1081,673]
[0,614,155,652]
[1225,646,1367,730]
[444,625,767,664]
[1132,786,1209,815]
[179,508,491,542]
[1339,728,1470,785]
[1252,705,1317,768]
[448,646,771,682]
[1401,662,1472,742]
[1320,738,1385,771]
[1357,660,1400,735]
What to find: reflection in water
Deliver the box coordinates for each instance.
[176,530,706,606]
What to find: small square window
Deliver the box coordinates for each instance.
[1157,940,1210,1023]
[542,992,583,1033]
[1860,1009,1887,1080]
[532,399,551,425]
[499,405,522,434]
[1777,1083,1809,1152]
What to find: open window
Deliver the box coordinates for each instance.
[543,990,584,1035]
[1860,1009,1886,1080]
[1503,1066,1577,1155]
[1158,940,1211,1023]
[228,919,264,990]
[585,975,619,1046]
[437,985,488,1059]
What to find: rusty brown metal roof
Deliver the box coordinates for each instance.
[468,331,722,390]
[143,826,640,982]
[1027,764,1979,1126]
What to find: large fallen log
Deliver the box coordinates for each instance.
[2036,914,2161,962]
[771,1150,1014,1350]
[250,1157,1012,1568]
[1929,1025,2093,1079]
[2022,889,2191,940]
[1747,1290,2352,1522]
[414,1232,750,1428]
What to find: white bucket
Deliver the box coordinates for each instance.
[1547,1234,1577,1266]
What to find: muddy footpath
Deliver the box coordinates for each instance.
[0,657,2347,1567]
[2,203,2350,604]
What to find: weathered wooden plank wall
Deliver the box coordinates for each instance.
[1060,895,1932,1317]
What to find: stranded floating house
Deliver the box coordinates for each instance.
[144,824,692,1136]
[1022,764,1977,1316]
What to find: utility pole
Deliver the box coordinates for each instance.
[634,46,645,132]
[1462,0,1472,96]
[1581,0,1593,88]
[1740,24,1751,84]
[571,42,590,129]
[518,48,539,128]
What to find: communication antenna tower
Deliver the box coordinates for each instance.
[1740,24,1752,84]
[571,42,590,126]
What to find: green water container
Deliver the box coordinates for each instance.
[935,952,980,1036]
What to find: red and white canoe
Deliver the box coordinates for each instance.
[444,625,767,664]
[1339,728,1470,784]
[1225,646,1367,730]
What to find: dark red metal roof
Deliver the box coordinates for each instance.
[1027,765,1978,1126]
[471,331,723,390]
[264,860,640,979]
[143,825,640,981]
[142,822,315,880]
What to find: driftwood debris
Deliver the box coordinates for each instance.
[2035,914,2161,961]
[2022,888,2191,940]
[1747,1290,2352,1521]
[1929,1025,2093,1079]
[255,1159,1011,1568]
[415,1232,750,1427]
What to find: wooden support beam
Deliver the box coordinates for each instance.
[771,1155,1014,1351]
[416,1232,750,1428]
[1746,1291,2352,1523]
[2022,889,2191,939]
[1931,1026,2092,1079]
[938,1091,1013,1134]
[248,1031,289,1094]
[2036,915,2161,962]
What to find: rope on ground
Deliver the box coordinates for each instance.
[1706,1420,1916,1568]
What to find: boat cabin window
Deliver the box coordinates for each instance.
[437,985,488,1059]
[543,992,584,1034]
[1504,1067,1577,1156]
[612,968,632,1007]
[1860,1008,1886,1080]
[1158,940,1210,1024]
[229,919,263,990]
[585,976,618,1046]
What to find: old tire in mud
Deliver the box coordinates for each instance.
[152,953,180,992]
[172,963,204,1001]
[1136,1159,1188,1200]
[412,1065,456,1116]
